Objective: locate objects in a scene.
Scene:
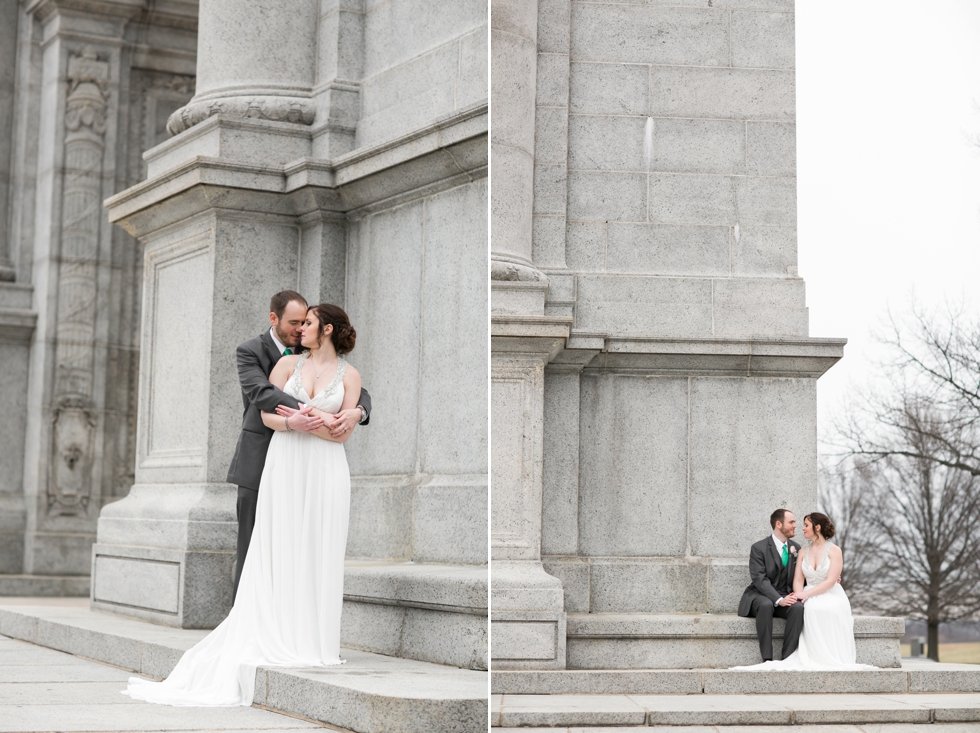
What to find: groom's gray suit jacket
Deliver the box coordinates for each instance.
[737,536,800,616]
[226,330,372,491]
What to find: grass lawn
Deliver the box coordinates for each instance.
[901,642,980,664]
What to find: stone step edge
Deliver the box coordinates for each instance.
[491,694,980,728]
[565,613,904,638]
[0,606,486,733]
[491,667,980,695]
[0,575,90,597]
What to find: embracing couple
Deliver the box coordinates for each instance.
[735,508,875,671]
[125,290,369,706]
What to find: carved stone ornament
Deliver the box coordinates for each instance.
[48,397,98,514]
[166,95,316,136]
[490,258,549,283]
[47,46,110,517]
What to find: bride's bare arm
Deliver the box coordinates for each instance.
[261,357,306,431]
[799,545,843,599]
[308,366,361,444]
[793,549,806,595]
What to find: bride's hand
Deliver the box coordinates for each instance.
[275,403,324,433]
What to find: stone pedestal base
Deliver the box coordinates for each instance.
[91,483,237,628]
[490,561,567,670]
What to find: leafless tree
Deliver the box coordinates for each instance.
[817,458,883,611]
[841,300,980,477]
[832,300,980,661]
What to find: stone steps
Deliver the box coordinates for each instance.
[493,726,980,733]
[492,665,980,695]
[490,692,980,728]
[0,602,487,733]
[342,560,487,670]
[566,613,904,669]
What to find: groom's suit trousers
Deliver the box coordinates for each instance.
[748,594,804,661]
[234,486,259,599]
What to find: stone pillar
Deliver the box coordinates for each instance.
[166,0,318,136]
[92,0,328,628]
[489,0,572,669]
[19,3,131,578]
[490,0,548,311]
[0,0,18,281]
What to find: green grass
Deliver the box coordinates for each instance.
[901,642,980,664]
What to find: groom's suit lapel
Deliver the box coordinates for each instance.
[766,536,781,578]
[260,330,281,368]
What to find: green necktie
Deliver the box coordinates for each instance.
[283,348,291,356]
[781,543,789,567]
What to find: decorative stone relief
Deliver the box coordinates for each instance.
[166,95,315,136]
[47,47,108,517]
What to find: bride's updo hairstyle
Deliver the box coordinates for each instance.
[309,303,356,355]
[805,512,835,540]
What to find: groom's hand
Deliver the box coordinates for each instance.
[777,593,798,607]
[275,404,324,433]
[326,409,360,439]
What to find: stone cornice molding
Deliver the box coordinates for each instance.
[105,105,488,232]
[564,334,846,379]
[0,308,38,344]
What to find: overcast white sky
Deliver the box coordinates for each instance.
[796,0,980,445]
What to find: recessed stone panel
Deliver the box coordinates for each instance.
[93,555,180,614]
[578,375,689,557]
[688,377,817,558]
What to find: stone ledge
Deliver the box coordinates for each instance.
[491,692,980,728]
[0,603,486,733]
[0,576,89,597]
[491,664,980,695]
[564,613,903,669]
[572,335,846,378]
[341,561,488,671]
[344,560,487,615]
[566,613,904,638]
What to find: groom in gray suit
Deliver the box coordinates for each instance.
[226,290,372,598]
[737,508,804,662]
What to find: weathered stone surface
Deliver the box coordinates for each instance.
[578,375,689,557]
[0,604,488,733]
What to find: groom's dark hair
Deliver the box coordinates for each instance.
[270,290,307,319]
[770,508,790,529]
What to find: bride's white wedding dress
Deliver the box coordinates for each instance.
[124,354,351,706]
[734,546,876,671]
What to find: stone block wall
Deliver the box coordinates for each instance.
[506,0,836,622]
[358,0,487,147]
[346,178,488,565]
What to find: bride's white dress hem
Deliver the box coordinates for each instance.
[124,354,351,706]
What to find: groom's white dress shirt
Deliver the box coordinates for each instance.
[269,327,288,355]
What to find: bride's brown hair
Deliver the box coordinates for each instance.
[805,512,835,540]
[308,303,356,355]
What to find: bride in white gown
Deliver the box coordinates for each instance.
[734,512,876,671]
[124,303,362,706]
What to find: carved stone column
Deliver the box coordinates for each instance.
[489,0,572,669]
[490,0,548,314]
[166,0,318,136]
